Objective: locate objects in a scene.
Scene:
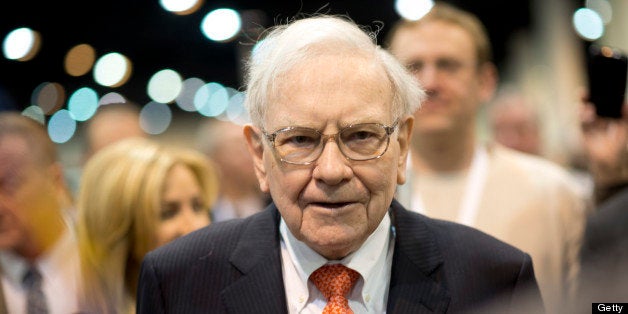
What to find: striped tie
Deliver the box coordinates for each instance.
[22,267,48,314]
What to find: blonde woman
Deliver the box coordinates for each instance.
[75,137,219,313]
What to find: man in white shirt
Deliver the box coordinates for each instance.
[386,3,587,313]
[0,112,79,313]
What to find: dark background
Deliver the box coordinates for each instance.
[0,0,536,112]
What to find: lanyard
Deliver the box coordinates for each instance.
[411,145,489,226]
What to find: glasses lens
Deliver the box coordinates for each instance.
[340,124,389,160]
[273,127,321,163]
[269,122,394,164]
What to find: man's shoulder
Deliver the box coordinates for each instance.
[491,143,568,175]
[393,202,528,259]
[391,203,543,313]
[489,143,583,191]
[428,213,526,256]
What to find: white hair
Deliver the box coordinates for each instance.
[244,15,425,127]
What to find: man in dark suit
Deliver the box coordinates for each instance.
[137,14,544,313]
[573,99,628,312]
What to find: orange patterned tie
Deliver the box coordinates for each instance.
[310,264,360,314]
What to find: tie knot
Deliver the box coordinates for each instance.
[310,264,360,300]
[22,267,43,289]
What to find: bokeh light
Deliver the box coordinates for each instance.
[573,8,605,41]
[65,43,96,77]
[21,106,45,124]
[147,69,183,104]
[586,0,613,24]
[195,82,229,117]
[93,52,132,87]
[31,82,66,115]
[225,91,248,123]
[395,0,434,21]
[48,109,77,143]
[176,77,205,112]
[160,0,203,15]
[68,87,99,121]
[99,92,127,105]
[2,27,41,61]
[140,101,172,134]
[201,8,242,42]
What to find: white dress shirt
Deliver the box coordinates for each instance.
[0,230,80,314]
[280,212,395,314]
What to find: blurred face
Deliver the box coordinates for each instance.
[388,20,495,135]
[213,122,259,191]
[87,110,145,157]
[244,54,413,260]
[155,163,210,247]
[0,136,62,257]
[491,105,541,155]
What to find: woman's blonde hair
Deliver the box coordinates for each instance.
[75,137,219,313]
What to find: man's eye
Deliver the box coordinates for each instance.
[346,130,375,141]
[278,134,318,147]
[437,60,461,72]
[292,135,316,144]
[406,62,422,73]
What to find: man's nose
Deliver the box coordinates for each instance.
[312,140,352,185]
[415,64,439,90]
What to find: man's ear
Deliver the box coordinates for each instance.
[48,162,74,210]
[478,62,498,103]
[396,116,414,185]
[243,125,270,193]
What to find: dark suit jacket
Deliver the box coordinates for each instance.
[574,184,628,312]
[137,200,544,313]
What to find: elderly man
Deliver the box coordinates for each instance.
[137,15,543,313]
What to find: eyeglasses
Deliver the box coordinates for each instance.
[263,120,398,165]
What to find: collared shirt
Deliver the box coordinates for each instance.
[0,230,80,314]
[280,212,394,314]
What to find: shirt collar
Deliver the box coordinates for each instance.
[0,229,75,286]
[280,211,393,311]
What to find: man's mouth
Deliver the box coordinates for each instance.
[311,202,352,209]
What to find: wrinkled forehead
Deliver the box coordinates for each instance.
[265,53,394,122]
[270,51,391,98]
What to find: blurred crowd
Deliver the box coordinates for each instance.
[0,2,626,313]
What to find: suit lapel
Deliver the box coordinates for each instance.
[221,205,288,313]
[217,201,451,313]
[387,200,451,313]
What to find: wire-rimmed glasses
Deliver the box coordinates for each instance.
[263,120,398,165]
